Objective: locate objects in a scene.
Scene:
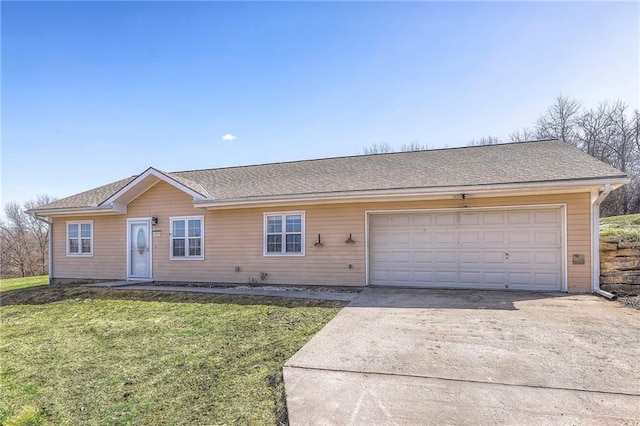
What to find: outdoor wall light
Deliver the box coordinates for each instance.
[152,217,159,225]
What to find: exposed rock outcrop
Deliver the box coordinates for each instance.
[600,235,640,287]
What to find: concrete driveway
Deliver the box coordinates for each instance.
[284,288,640,425]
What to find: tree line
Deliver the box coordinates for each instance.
[364,96,639,216]
[1,195,56,278]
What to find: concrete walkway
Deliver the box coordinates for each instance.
[82,282,357,302]
[284,288,640,425]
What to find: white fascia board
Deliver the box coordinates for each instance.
[111,202,127,213]
[28,206,122,217]
[100,167,210,207]
[193,177,630,210]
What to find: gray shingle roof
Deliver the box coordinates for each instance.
[152,169,210,198]
[33,140,628,211]
[36,176,137,210]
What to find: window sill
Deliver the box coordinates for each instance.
[170,257,205,261]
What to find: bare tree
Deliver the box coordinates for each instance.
[400,142,429,151]
[514,96,639,216]
[362,143,394,154]
[576,102,614,159]
[1,202,37,277]
[25,195,56,275]
[0,195,56,278]
[508,127,537,142]
[599,102,639,215]
[633,110,640,153]
[467,136,501,146]
[534,95,582,146]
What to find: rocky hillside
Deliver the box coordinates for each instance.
[600,214,640,290]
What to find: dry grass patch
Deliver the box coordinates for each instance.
[0,285,345,425]
[600,213,640,239]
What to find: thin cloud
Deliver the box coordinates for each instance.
[222,133,236,141]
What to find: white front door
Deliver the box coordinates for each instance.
[128,219,152,280]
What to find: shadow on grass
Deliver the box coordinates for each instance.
[1,283,586,312]
[0,283,347,309]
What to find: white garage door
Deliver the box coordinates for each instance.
[368,208,564,291]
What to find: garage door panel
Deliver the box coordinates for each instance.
[413,232,434,245]
[534,251,561,265]
[389,216,411,227]
[369,251,391,265]
[484,272,507,285]
[391,251,412,263]
[370,232,390,245]
[509,274,559,290]
[413,270,435,282]
[459,271,480,283]
[507,252,532,264]
[535,210,560,223]
[509,272,532,285]
[435,251,457,264]
[533,273,561,287]
[482,231,506,244]
[390,233,411,245]
[535,231,560,245]
[389,270,411,282]
[482,251,507,264]
[508,211,532,224]
[412,215,433,227]
[436,232,457,244]
[413,251,434,264]
[509,231,531,244]
[435,214,456,225]
[370,269,389,282]
[435,271,457,284]
[459,231,480,244]
[482,212,507,225]
[369,208,563,291]
[369,215,390,227]
[459,213,480,225]
[459,251,481,265]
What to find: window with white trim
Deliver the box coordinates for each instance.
[67,221,93,256]
[264,212,305,256]
[170,216,204,260]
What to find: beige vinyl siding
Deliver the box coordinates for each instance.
[52,215,126,280]
[52,181,593,292]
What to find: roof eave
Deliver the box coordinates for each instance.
[194,176,630,210]
[27,204,125,217]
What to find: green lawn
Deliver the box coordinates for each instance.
[0,285,345,425]
[600,213,640,239]
[0,275,49,292]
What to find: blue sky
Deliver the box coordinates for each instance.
[2,1,638,208]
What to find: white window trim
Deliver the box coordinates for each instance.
[66,220,94,257]
[169,216,205,260]
[263,211,305,257]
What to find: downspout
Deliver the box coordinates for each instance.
[592,184,616,300]
[31,214,53,285]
